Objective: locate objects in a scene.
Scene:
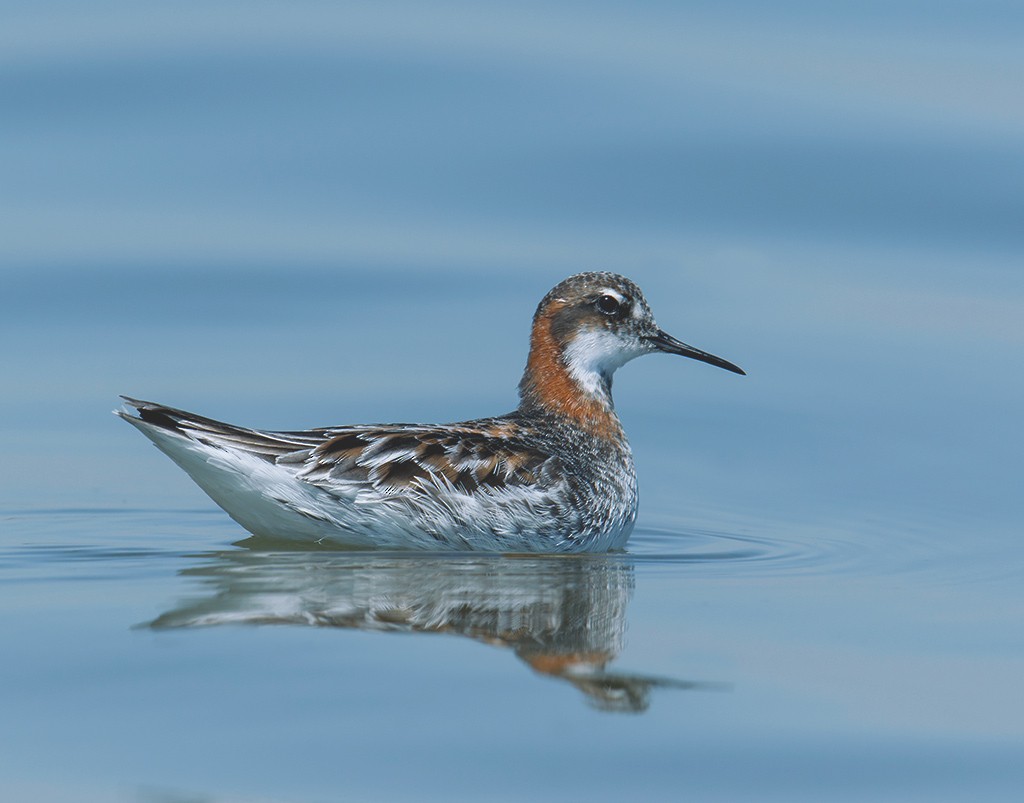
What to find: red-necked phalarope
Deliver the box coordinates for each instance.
[118,272,744,552]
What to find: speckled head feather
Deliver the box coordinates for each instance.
[519,272,743,433]
[519,273,664,435]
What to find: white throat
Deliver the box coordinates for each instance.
[562,328,643,407]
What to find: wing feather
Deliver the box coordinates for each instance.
[120,398,562,518]
[300,422,555,498]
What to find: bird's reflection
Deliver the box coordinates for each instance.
[147,543,719,712]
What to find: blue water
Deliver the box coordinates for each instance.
[3,2,1024,801]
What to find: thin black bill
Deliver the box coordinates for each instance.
[647,330,746,375]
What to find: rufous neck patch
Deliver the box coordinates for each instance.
[520,301,624,440]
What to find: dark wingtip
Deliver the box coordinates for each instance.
[116,396,186,433]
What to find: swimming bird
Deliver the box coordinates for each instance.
[118,272,743,552]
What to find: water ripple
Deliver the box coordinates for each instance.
[2,506,1013,587]
[626,510,1023,588]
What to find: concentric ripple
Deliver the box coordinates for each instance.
[3,506,1013,589]
[626,508,1019,587]
[627,523,868,577]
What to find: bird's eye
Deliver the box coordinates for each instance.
[596,294,621,316]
